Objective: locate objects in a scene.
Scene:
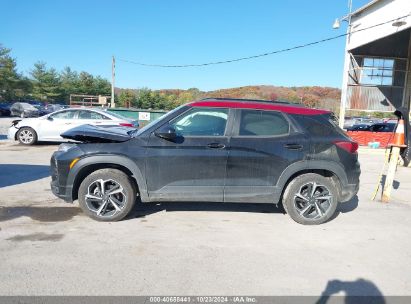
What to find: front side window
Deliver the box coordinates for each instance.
[50,110,77,119]
[239,110,289,136]
[170,107,229,136]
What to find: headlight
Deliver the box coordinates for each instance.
[58,143,76,152]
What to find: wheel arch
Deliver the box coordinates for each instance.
[69,155,148,202]
[16,126,38,144]
[14,123,38,139]
[276,160,348,202]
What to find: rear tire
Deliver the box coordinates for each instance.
[282,173,338,225]
[78,169,137,222]
[17,127,37,145]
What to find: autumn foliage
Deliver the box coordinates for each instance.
[117,85,341,112]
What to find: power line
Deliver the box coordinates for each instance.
[118,14,410,68]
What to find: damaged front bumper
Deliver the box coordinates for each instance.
[50,152,74,202]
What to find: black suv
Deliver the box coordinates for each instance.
[51,98,360,225]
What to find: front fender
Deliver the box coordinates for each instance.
[68,154,148,202]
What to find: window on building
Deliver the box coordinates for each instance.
[360,57,394,86]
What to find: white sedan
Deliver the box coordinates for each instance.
[8,108,139,145]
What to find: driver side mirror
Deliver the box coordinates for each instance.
[155,125,177,141]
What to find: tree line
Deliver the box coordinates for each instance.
[116,86,342,112]
[117,88,203,110]
[0,44,111,103]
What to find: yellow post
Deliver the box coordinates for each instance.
[381,146,401,203]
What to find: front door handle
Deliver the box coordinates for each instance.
[284,143,303,150]
[207,143,226,149]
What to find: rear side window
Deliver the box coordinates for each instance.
[78,110,106,120]
[239,110,289,136]
[297,114,345,137]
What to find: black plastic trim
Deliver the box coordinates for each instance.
[68,155,148,202]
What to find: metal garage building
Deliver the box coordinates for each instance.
[339,0,411,113]
[338,0,411,161]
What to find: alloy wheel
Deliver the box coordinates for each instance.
[85,179,127,218]
[18,129,34,144]
[293,182,333,220]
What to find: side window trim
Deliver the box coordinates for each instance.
[232,109,291,138]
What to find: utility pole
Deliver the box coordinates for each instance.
[111,55,116,108]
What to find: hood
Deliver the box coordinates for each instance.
[61,124,133,143]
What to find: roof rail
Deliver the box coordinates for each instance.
[200,97,299,105]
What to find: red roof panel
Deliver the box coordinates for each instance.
[189,100,330,116]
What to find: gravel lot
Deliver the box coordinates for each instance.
[0,117,411,297]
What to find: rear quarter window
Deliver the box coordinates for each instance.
[296,114,345,137]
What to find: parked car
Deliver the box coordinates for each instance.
[368,123,396,133]
[50,98,360,225]
[347,122,396,133]
[32,104,49,116]
[10,102,40,118]
[42,104,66,114]
[343,117,381,129]
[27,100,46,107]
[346,124,371,131]
[0,103,11,116]
[383,118,398,124]
[8,108,139,145]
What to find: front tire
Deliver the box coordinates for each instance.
[78,169,137,222]
[17,127,38,145]
[282,173,338,225]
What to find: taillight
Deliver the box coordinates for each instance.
[119,122,134,127]
[334,141,359,153]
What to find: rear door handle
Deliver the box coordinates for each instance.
[207,143,226,149]
[284,143,303,150]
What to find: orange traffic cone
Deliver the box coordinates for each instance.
[389,119,407,148]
